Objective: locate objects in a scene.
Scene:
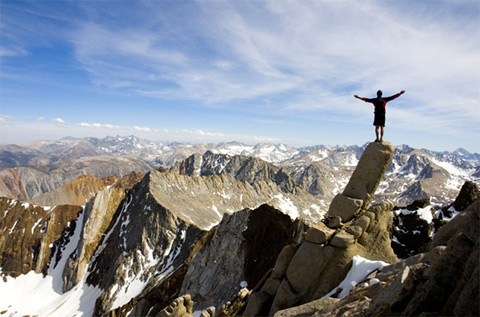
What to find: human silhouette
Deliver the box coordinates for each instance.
[354,90,405,142]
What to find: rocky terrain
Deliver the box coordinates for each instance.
[0,137,479,316]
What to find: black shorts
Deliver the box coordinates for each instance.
[373,112,385,127]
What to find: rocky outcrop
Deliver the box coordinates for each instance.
[275,198,480,316]
[0,198,82,277]
[155,294,205,317]
[327,141,394,222]
[62,183,131,291]
[243,200,398,316]
[242,141,398,316]
[445,180,479,215]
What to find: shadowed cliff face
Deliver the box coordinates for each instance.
[179,204,306,313]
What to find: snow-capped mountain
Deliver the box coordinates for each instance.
[281,143,479,206]
[4,136,298,168]
[0,136,478,207]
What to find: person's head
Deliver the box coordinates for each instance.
[377,90,383,97]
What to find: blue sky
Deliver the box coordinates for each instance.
[1,0,479,152]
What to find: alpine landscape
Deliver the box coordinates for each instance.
[0,136,479,316]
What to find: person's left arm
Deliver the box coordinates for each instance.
[384,90,405,102]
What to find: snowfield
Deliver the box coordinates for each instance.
[0,209,103,317]
[0,271,102,317]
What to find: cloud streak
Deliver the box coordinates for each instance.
[68,2,479,118]
[0,118,279,145]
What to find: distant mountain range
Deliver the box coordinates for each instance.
[0,135,479,207]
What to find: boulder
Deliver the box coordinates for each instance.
[271,244,298,280]
[327,142,394,223]
[330,230,355,248]
[285,242,331,293]
[452,181,479,211]
[341,141,394,203]
[327,194,363,222]
[431,199,480,249]
[304,222,335,244]
[324,215,342,229]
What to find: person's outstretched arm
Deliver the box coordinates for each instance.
[384,90,406,101]
[354,95,373,102]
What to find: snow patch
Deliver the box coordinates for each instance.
[31,218,44,234]
[273,194,299,220]
[324,255,387,299]
[395,206,433,223]
[0,270,102,317]
[0,208,101,316]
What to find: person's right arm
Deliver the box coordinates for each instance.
[354,95,373,103]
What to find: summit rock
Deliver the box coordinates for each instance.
[243,141,398,316]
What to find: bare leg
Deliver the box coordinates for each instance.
[375,126,379,141]
[380,126,384,141]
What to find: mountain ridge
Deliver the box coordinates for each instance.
[1,136,478,210]
[2,135,479,169]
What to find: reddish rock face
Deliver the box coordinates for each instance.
[31,172,144,206]
[0,198,82,277]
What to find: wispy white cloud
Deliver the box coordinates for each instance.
[79,122,120,129]
[67,1,479,122]
[131,126,152,133]
[52,118,65,124]
[0,114,14,121]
